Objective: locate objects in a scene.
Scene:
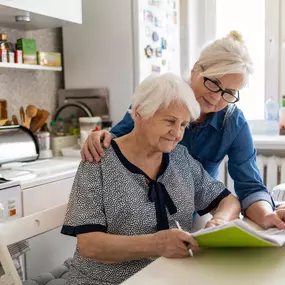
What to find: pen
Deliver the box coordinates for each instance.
[175,220,194,257]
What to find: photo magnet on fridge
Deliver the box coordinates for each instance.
[161,37,167,49]
[155,47,162,57]
[152,31,159,42]
[144,10,154,23]
[152,65,161,73]
[145,45,153,58]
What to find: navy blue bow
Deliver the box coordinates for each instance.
[148,181,177,231]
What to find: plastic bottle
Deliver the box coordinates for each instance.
[56,117,65,136]
[279,96,285,135]
[69,114,80,136]
[50,121,57,135]
[265,97,278,121]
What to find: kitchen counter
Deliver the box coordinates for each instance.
[19,157,80,188]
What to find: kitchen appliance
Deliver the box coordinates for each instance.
[63,0,181,124]
[0,179,22,223]
[0,126,39,165]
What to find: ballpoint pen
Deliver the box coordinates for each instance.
[175,220,194,257]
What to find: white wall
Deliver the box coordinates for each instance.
[63,0,134,124]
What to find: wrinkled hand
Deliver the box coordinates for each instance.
[262,209,285,230]
[81,130,112,163]
[154,229,199,258]
[205,218,228,228]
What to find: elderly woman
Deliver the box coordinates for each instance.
[61,73,240,285]
[81,31,285,230]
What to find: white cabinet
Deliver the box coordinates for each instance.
[0,0,82,30]
[22,176,76,279]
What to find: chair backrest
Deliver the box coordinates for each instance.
[0,204,67,285]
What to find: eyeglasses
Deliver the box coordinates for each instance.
[203,77,240,104]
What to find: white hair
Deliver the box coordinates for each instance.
[130,73,200,121]
[197,31,254,86]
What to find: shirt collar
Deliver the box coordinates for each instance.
[205,108,227,131]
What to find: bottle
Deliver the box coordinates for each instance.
[0,33,9,63]
[265,97,278,121]
[56,117,65,136]
[50,121,57,135]
[279,96,285,135]
[69,114,80,136]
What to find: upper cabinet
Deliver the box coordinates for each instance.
[0,0,82,30]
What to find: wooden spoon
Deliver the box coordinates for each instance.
[25,105,38,129]
[12,115,19,125]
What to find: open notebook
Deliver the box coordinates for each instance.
[191,219,285,247]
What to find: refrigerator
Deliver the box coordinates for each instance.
[63,0,181,124]
[133,0,180,86]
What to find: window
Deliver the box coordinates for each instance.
[187,0,281,121]
[216,0,265,120]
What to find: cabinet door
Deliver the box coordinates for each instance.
[0,0,82,24]
[22,177,76,279]
[22,177,74,215]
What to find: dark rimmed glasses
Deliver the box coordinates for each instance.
[203,77,240,103]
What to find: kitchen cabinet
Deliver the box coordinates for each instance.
[22,176,76,279]
[0,0,82,30]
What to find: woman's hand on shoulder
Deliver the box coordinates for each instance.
[154,229,199,258]
[81,130,113,163]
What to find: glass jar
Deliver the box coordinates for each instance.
[79,117,102,145]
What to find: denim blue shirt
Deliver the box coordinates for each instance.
[110,106,274,211]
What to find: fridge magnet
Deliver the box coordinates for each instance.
[144,45,153,58]
[162,59,167,66]
[161,37,167,49]
[152,31,159,42]
[144,10,154,23]
[145,26,151,37]
[152,65,161,73]
[154,16,163,27]
[148,0,157,6]
[155,47,162,57]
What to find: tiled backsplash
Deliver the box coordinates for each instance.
[0,27,63,121]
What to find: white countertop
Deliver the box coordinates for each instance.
[0,157,81,189]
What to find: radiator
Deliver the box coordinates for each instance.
[218,155,285,193]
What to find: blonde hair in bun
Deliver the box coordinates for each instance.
[227,30,244,44]
[196,31,253,86]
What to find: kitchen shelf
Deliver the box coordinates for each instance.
[0,62,62,71]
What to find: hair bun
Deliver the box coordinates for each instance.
[227,30,244,43]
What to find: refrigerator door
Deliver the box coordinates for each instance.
[133,0,180,86]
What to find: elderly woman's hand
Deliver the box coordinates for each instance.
[81,130,113,163]
[154,229,199,258]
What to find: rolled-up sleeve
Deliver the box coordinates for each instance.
[61,161,107,237]
[227,121,275,212]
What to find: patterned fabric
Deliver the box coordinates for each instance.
[61,141,230,285]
